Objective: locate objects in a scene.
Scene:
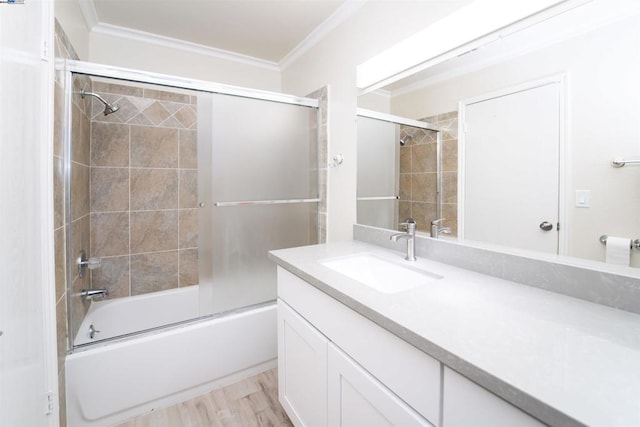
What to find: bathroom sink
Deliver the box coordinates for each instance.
[321,253,443,293]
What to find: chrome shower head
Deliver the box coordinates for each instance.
[400,135,412,146]
[80,89,120,116]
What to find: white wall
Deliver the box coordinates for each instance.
[282,0,471,241]
[1,0,59,425]
[391,15,640,264]
[54,0,281,91]
[89,33,282,91]
[55,0,90,59]
[357,90,391,113]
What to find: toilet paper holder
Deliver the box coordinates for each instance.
[599,235,640,249]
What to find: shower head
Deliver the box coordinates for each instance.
[80,89,120,116]
[400,135,412,146]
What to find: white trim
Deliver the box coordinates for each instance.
[62,59,318,108]
[78,0,98,30]
[356,108,434,130]
[41,2,60,424]
[457,74,568,254]
[79,0,364,72]
[280,0,367,70]
[90,23,280,72]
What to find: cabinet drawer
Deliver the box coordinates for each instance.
[278,267,441,425]
[443,367,544,427]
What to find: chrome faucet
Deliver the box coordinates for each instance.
[390,218,417,261]
[430,218,452,239]
[80,289,108,300]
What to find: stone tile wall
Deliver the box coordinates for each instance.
[307,86,328,243]
[399,111,458,235]
[87,81,199,298]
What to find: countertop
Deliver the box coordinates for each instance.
[269,240,640,427]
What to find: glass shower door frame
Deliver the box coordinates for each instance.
[60,59,320,349]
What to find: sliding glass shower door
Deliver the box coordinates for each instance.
[62,61,320,348]
[199,93,319,314]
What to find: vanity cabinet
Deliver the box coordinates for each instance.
[442,367,544,427]
[278,299,328,426]
[328,343,433,426]
[277,267,440,427]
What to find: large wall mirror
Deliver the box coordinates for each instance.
[357,0,640,268]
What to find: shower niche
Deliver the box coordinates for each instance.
[60,66,323,349]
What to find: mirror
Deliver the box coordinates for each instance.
[357,0,640,268]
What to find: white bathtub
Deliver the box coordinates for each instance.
[66,286,277,427]
[74,286,201,346]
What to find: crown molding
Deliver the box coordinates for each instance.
[78,0,365,73]
[79,0,280,71]
[78,0,98,30]
[279,0,367,70]
[92,22,280,71]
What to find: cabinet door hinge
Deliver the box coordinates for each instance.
[45,391,55,415]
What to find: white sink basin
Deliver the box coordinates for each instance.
[321,253,443,293]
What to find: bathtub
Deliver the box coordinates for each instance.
[65,286,277,427]
[74,286,203,346]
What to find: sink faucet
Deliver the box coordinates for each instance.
[390,218,417,261]
[430,218,452,239]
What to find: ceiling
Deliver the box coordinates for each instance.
[82,0,352,66]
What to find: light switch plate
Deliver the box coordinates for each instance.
[576,190,591,208]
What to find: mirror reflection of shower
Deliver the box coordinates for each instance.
[80,88,120,115]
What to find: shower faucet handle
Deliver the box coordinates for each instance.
[77,250,102,278]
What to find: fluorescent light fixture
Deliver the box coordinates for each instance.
[356,0,573,91]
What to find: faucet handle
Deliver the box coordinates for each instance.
[431,218,445,226]
[399,217,416,233]
[399,217,416,227]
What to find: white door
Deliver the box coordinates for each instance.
[0,1,57,426]
[278,300,328,426]
[461,80,562,254]
[327,343,432,427]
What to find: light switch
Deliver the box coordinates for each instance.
[576,190,591,208]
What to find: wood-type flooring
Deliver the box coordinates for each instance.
[116,369,292,427]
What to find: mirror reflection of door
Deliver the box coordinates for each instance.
[460,78,564,254]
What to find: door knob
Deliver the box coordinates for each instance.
[539,221,554,231]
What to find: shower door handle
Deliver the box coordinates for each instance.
[539,221,554,231]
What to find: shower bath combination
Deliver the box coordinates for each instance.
[61,61,324,426]
[80,88,120,115]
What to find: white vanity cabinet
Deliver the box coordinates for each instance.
[277,267,441,427]
[442,367,544,427]
[328,343,433,426]
[278,300,328,426]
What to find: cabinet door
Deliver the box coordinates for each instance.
[278,299,328,427]
[328,343,433,427]
[443,367,544,427]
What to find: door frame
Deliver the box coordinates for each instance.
[458,73,568,255]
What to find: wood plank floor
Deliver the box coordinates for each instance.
[116,369,293,427]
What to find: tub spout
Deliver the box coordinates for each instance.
[80,289,108,300]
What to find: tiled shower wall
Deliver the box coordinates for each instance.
[88,82,199,299]
[399,111,458,235]
[308,86,328,243]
